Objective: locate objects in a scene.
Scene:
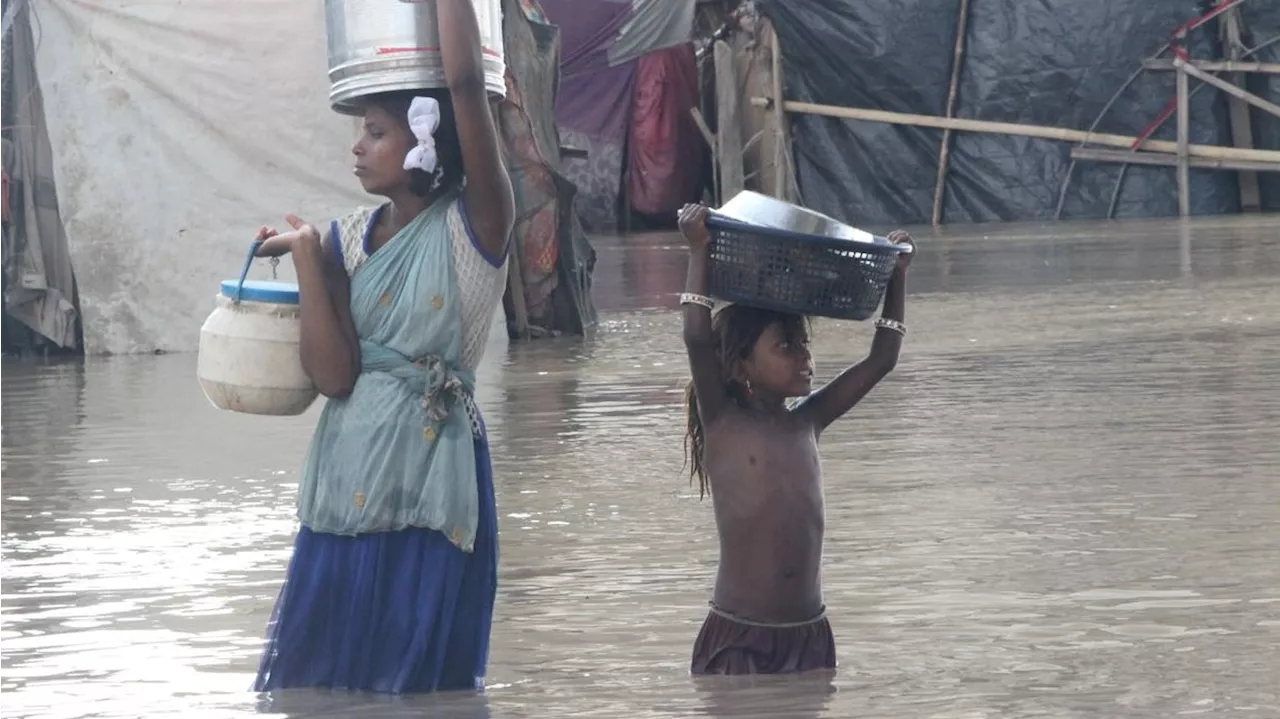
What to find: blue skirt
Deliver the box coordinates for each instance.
[253,432,498,694]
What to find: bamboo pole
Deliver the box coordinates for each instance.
[714,39,745,202]
[1222,8,1261,212]
[1106,165,1130,220]
[506,234,530,340]
[778,100,1280,163]
[1143,58,1280,74]
[931,0,971,226]
[768,23,794,202]
[1178,218,1192,280]
[690,108,719,203]
[1176,64,1190,217]
[1071,147,1280,172]
[689,107,715,148]
[1175,57,1280,120]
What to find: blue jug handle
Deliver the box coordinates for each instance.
[233,240,265,305]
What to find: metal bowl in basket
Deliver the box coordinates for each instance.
[704,200,910,321]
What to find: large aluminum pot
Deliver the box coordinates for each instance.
[716,191,881,245]
[325,0,506,115]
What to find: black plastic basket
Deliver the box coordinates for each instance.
[705,213,901,321]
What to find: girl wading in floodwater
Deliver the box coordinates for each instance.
[677,203,916,674]
[248,0,513,693]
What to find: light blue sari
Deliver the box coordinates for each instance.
[255,191,498,694]
[296,190,482,551]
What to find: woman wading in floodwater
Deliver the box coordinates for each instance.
[248,0,513,693]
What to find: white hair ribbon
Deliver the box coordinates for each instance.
[402,96,441,173]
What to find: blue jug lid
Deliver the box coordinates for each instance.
[220,279,300,305]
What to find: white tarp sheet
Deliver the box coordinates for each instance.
[33,0,368,354]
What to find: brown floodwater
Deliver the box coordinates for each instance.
[3,216,1279,718]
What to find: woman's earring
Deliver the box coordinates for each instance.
[745,379,754,400]
[430,165,444,192]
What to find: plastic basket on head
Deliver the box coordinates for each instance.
[705,213,903,321]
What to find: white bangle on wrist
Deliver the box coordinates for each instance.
[874,317,906,335]
[680,292,715,310]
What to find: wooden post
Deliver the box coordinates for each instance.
[931,0,971,226]
[1223,8,1261,211]
[767,23,794,203]
[714,39,745,202]
[622,181,632,233]
[1176,63,1190,217]
[1178,218,1193,279]
[690,107,716,148]
[690,107,720,203]
[506,232,530,340]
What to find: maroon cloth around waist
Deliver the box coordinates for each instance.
[690,603,837,675]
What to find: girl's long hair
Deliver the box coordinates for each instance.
[683,305,808,498]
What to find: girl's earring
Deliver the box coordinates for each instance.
[745,379,754,400]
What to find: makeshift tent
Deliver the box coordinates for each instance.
[759,0,1280,225]
[497,0,598,338]
[10,0,594,354]
[539,0,705,231]
[3,0,81,354]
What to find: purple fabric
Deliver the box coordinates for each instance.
[556,63,636,141]
[556,58,633,231]
[540,0,636,140]
[539,0,637,230]
[545,0,631,75]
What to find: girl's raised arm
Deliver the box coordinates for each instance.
[679,204,729,426]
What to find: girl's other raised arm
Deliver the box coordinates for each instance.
[797,230,916,431]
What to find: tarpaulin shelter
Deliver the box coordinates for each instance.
[539,0,705,231]
[8,0,370,355]
[4,0,595,354]
[750,0,1280,226]
[3,0,81,354]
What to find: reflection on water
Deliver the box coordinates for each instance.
[3,216,1279,718]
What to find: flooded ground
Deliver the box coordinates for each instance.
[3,216,1279,718]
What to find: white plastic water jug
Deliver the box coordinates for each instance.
[197,244,319,416]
